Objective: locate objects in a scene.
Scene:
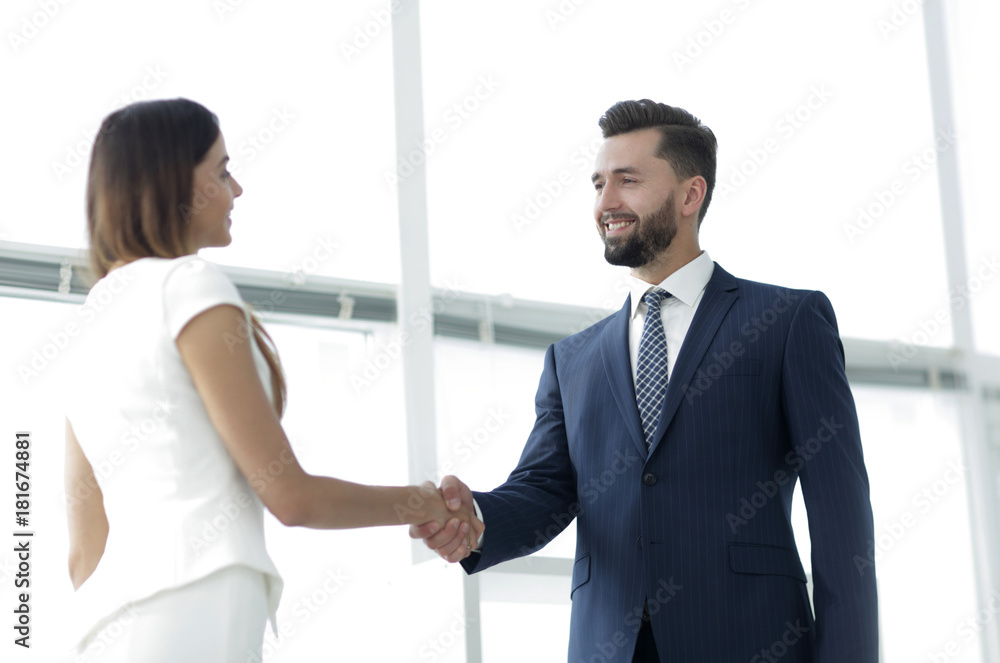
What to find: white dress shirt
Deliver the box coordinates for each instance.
[470,251,715,550]
[626,250,715,385]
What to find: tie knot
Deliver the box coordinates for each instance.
[644,288,670,312]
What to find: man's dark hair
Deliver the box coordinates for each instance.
[598,99,717,225]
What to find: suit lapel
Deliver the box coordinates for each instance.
[648,263,739,454]
[600,294,648,459]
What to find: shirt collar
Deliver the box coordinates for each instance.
[628,250,715,319]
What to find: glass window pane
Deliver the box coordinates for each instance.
[803,386,980,663]
[948,0,1000,356]
[202,318,464,661]
[420,0,951,346]
[0,0,400,283]
[481,596,571,663]
[434,337,576,559]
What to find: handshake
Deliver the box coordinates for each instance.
[408,475,484,564]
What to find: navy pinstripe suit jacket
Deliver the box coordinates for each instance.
[462,263,878,662]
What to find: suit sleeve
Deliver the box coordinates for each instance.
[781,290,878,662]
[462,344,578,574]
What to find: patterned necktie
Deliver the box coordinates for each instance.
[636,288,670,450]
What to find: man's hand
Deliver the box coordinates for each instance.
[410,475,484,563]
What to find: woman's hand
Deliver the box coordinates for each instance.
[410,476,484,563]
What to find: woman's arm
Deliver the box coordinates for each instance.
[64,419,109,590]
[175,304,480,545]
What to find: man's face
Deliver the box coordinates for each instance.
[592,127,680,268]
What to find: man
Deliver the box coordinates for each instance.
[412,99,878,662]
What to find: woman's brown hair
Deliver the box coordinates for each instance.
[85,98,287,418]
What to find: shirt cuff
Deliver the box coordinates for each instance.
[472,498,485,551]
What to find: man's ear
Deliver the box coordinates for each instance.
[680,176,707,219]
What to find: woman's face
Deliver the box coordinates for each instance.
[186,133,243,251]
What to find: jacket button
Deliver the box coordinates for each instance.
[643,473,657,486]
[637,535,643,549]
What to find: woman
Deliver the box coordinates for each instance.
[62,98,481,662]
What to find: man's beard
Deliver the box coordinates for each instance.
[601,192,677,268]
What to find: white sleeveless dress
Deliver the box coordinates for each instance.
[60,255,284,662]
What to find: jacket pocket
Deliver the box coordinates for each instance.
[728,543,806,583]
[570,554,591,599]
